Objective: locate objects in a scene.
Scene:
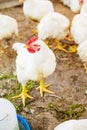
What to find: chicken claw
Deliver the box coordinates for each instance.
[36,79,54,97]
[32,29,38,35]
[12,86,33,106]
[68,45,77,53]
[56,40,69,53]
[56,40,77,53]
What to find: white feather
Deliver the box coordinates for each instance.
[54,119,87,130]
[23,0,54,21]
[80,3,87,16]
[77,40,87,63]
[70,0,81,13]
[61,0,71,7]
[0,14,18,40]
[61,0,87,13]
[37,12,70,40]
[71,3,87,45]
[71,14,87,44]
[12,42,25,54]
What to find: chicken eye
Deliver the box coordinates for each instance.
[33,44,37,47]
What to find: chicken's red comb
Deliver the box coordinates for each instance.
[26,36,38,45]
[79,0,83,4]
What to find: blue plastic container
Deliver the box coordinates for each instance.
[17,114,30,130]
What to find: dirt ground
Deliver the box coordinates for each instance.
[0,0,87,130]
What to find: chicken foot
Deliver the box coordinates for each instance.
[12,86,33,106]
[36,79,54,97]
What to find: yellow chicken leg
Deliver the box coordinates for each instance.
[83,64,87,73]
[56,40,69,53]
[12,86,33,106]
[19,0,24,3]
[65,34,77,53]
[36,79,54,97]
[56,39,77,53]
[32,29,38,35]
[67,45,77,53]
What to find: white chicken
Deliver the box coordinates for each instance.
[54,119,87,130]
[19,0,54,21]
[37,12,72,52]
[0,14,18,40]
[80,3,87,15]
[77,40,87,72]
[61,0,87,13]
[61,0,71,7]
[12,36,56,106]
[70,0,85,13]
[71,3,87,45]
[37,12,70,40]
[77,40,87,62]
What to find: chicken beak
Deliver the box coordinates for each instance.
[24,45,30,48]
[19,0,24,3]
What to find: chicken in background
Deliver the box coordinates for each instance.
[12,36,56,106]
[37,12,70,41]
[54,119,87,130]
[76,4,87,72]
[70,0,85,13]
[61,0,87,13]
[71,3,87,45]
[19,0,54,21]
[80,2,87,15]
[61,0,71,7]
[77,40,87,73]
[37,12,76,53]
[0,14,18,40]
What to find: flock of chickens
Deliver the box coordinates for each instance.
[1,0,87,129]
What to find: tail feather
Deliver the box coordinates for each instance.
[12,42,24,54]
